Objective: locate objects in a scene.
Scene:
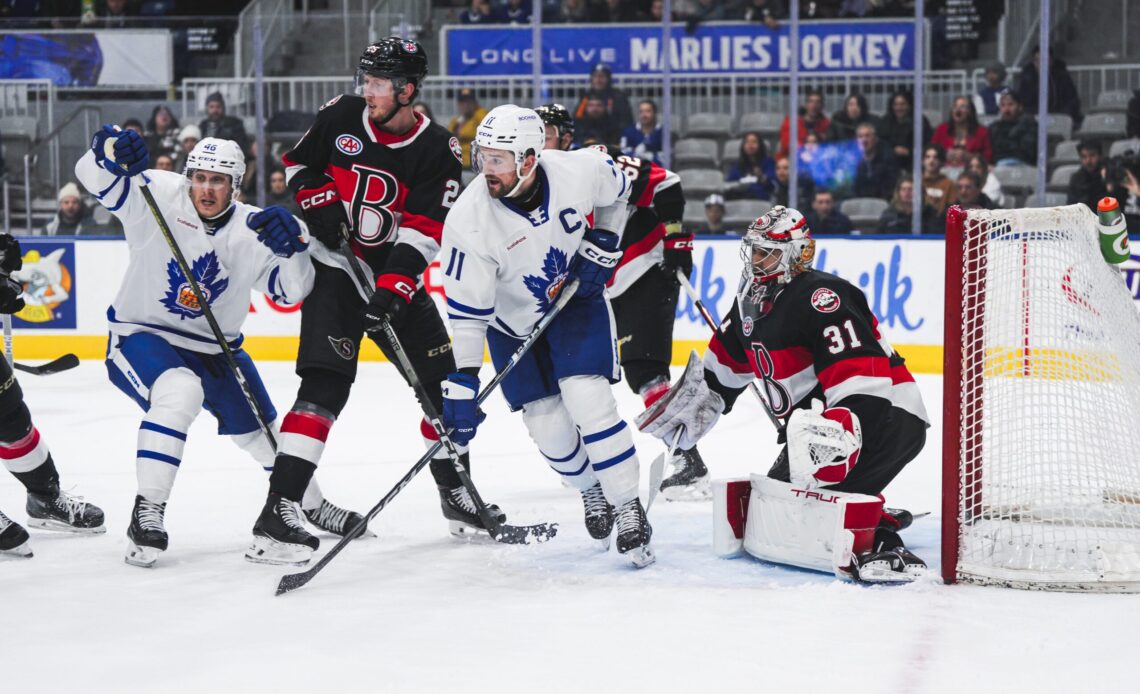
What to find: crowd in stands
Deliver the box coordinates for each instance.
[0,1,247,27]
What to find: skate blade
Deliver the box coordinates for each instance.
[661,477,713,502]
[0,542,33,558]
[27,518,106,534]
[851,563,921,584]
[448,520,491,539]
[124,541,162,568]
[592,535,611,551]
[244,536,313,566]
[624,544,656,568]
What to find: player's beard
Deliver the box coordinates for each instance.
[485,173,517,199]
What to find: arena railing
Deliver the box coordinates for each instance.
[970,63,1140,116]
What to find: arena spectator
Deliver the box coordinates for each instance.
[561,0,592,22]
[973,62,1009,116]
[771,155,815,207]
[826,92,875,142]
[737,0,784,28]
[878,89,932,170]
[460,0,503,24]
[1016,46,1082,126]
[505,0,532,23]
[153,154,175,172]
[920,144,954,214]
[700,193,728,235]
[144,105,181,159]
[990,89,1037,166]
[122,118,144,136]
[1067,140,1110,210]
[448,88,488,168]
[267,168,302,217]
[88,0,133,28]
[198,92,249,154]
[173,124,201,173]
[804,190,854,235]
[966,153,1006,209]
[725,131,775,201]
[931,96,993,168]
[954,170,997,210]
[853,122,897,200]
[620,99,665,164]
[574,64,633,138]
[574,94,620,147]
[777,88,830,159]
[46,183,96,236]
[877,178,941,234]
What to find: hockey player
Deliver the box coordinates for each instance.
[439,104,654,567]
[535,103,709,500]
[263,36,503,553]
[637,206,930,582]
[0,234,105,558]
[76,127,364,568]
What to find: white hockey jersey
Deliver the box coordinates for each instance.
[75,150,314,354]
[441,148,631,369]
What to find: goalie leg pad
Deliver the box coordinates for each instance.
[742,475,883,578]
[712,478,752,557]
[521,395,597,491]
[560,376,639,506]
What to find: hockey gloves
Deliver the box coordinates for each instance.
[294,180,350,249]
[0,234,23,314]
[0,234,22,274]
[360,272,416,333]
[92,124,148,177]
[249,207,308,258]
[568,227,622,299]
[661,221,694,278]
[442,372,484,446]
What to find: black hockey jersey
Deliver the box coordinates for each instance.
[282,94,463,277]
[704,270,929,453]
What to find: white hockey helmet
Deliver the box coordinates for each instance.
[471,104,545,188]
[737,206,816,318]
[184,137,246,195]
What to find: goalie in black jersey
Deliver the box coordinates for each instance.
[535,103,710,501]
[635,207,931,583]
[254,37,503,563]
[0,234,104,558]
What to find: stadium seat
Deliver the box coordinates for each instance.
[0,115,38,178]
[840,197,888,231]
[724,199,771,228]
[1044,113,1073,142]
[682,204,708,230]
[1037,191,1069,208]
[992,164,1037,197]
[736,111,784,138]
[1049,139,1080,169]
[1090,90,1133,114]
[685,112,733,141]
[721,138,741,174]
[1108,137,1140,158]
[672,139,720,169]
[1074,113,1128,141]
[677,168,724,198]
[1046,164,1080,193]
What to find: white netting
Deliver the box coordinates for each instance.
[954,205,1140,591]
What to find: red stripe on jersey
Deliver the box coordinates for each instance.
[0,428,40,460]
[634,164,668,208]
[586,211,595,228]
[869,314,883,340]
[367,111,427,145]
[768,345,813,380]
[817,355,893,392]
[282,411,333,442]
[709,335,753,375]
[607,222,664,285]
[890,363,916,385]
[399,211,444,242]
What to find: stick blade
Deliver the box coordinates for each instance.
[276,568,317,596]
[15,353,80,376]
[646,453,667,511]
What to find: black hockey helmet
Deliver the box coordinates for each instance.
[535,103,576,149]
[357,36,429,90]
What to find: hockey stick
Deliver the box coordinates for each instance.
[14,354,80,376]
[136,181,277,451]
[645,426,681,512]
[676,268,782,432]
[333,226,558,545]
[276,272,578,596]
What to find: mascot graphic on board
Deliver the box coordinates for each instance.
[12,247,72,323]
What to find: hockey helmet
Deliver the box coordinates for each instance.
[356,36,428,97]
[472,105,545,180]
[737,206,815,317]
[535,103,576,149]
[184,137,245,195]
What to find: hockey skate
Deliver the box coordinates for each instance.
[26,488,105,534]
[660,446,711,502]
[438,485,506,538]
[246,493,319,566]
[848,526,926,584]
[614,498,655,568]
[580,482,614,550]
[304,499,376,539]
[0,508,32,558]
[125,495,168,568]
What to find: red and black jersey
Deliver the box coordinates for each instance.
[282,94,463,277]
[704,269,929,451]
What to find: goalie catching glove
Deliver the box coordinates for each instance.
[634,351,724,450]
[786,399,861,489]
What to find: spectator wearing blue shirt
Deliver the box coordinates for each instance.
[505,0,531,23]
[725,131,776,200]
[460,0,503,24]
[972,62,1008,116]
[620,99,665,164]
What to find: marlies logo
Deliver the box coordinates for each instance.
[448,137,463,162]
[160,252,229,320]
[523,247,569,313]
[328,336,356,360]
[810,287,840,313]
[336,134,363,155]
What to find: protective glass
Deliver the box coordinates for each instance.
[471,144,518,176]
[354,72,396,98]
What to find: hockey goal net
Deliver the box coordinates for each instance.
[943,204,1140,591]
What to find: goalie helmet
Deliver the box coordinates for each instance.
[535,103,575,146]
[737,205,815,318]
[184,137,245,196]
[355,36,428,96]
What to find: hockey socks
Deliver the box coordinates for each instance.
[5,433,59,495]
[269,404,334,502]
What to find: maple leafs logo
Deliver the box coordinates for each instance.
[160,251,229,320]
[522,246,569,313]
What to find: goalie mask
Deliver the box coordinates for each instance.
[471,104,545,195]
[737,206,815,320]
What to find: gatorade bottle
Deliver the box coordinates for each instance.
[1096,197,1130,264]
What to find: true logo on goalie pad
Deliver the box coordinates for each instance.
[810,287,840,313]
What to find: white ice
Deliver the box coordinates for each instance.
[2,363,1135,693]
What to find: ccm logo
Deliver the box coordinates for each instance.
[791,489,840,503]
[300,189,337,210]
[582,246,619,267]
[393,280,415,298]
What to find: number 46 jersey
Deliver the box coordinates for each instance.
[704,269,929,436]
[282,94,462,289]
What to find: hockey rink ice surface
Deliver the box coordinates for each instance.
[3,362,1135,693]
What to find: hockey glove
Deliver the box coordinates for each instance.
[249,207,308,258]
[786,399,862,489]
[0,234,22,274]
[92,124,148,177]
[360,272,416,333]
[567,227,622,299]
[0,276,25,315]
[294,180,349,249]
[661,221,693,278]
[441,372,484,446]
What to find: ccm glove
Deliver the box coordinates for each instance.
[360,272,416,333]
[441,372,484,446]
[91,124,148,177]
[0,277,24,315]
[294,180,349,249]
[249,207,308,258]
[661,221,693,278]
[0,234,21,274]
[567,227,622,299]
